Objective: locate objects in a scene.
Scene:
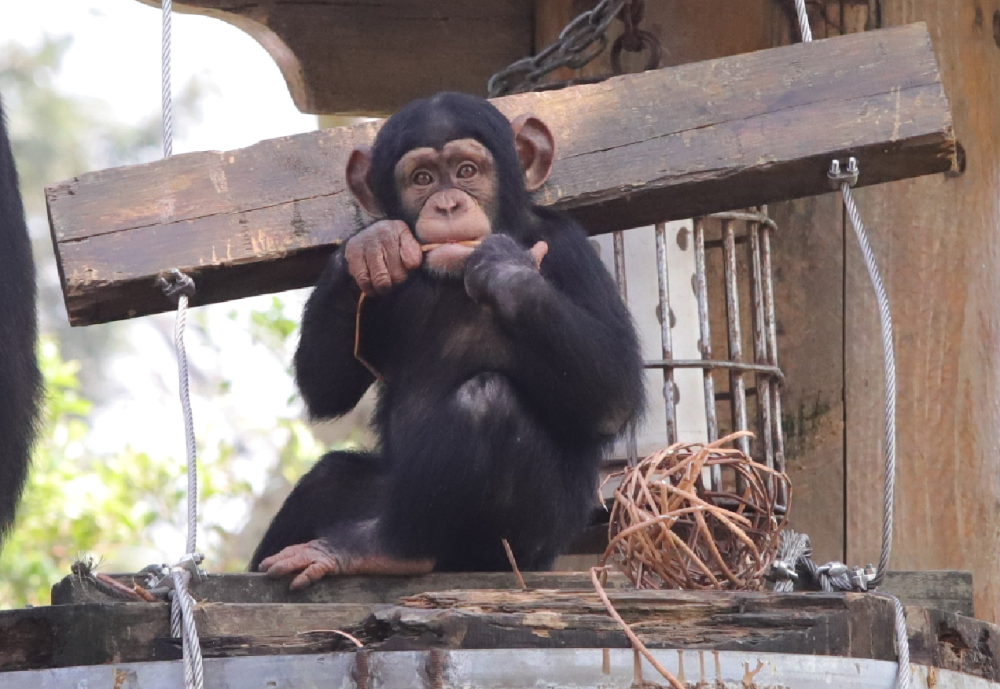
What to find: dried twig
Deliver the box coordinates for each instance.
[590,567,685,689]
[502,538,528,590]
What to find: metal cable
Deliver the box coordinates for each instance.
[882,593,913,689]
[161,0,174,158]
[790,6,904,685]
[792,0,814,42]
[174,294,199,556]
[161,3,203,687]
[171,568,206,689]
[841,182,897,586]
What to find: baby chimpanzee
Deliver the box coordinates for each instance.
[251,92,644,588]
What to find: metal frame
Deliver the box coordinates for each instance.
[0,649,987,689]
[611,208,786,508]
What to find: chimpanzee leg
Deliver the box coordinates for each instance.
[249,450,385,571]
[380,373,599,572]
[254,450,436,588]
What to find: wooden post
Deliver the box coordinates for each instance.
[839,0,1000,623]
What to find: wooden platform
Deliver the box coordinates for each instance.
[1,571,992,681]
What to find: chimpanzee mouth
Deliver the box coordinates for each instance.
[422,241,480,277]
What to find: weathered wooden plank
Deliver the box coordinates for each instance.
[47,24,954,326]
[49,571,634,606]
[6,584,993,675]
[134,0,534,115]
[0,602,369,672]
[883,571,975,617]
[52,570,974,618]
[906,605,1000,681]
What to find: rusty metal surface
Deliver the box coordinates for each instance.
[0,650,995,688]
[654,222,678,446]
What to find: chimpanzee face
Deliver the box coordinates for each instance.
[393,139,497,275]
[345,92,556,277]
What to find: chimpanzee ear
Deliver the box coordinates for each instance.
[346,146,382,216]
[511,115,555,192]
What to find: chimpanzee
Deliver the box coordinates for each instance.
[0,95,41,546]
[250,92,644,588]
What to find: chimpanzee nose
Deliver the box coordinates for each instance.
[431,190,466,216]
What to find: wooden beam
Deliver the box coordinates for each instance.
[47,24,954,326]
[51,570,974,616]
[4,580,995,676]
[133,0,534,115]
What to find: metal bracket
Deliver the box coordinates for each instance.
[828,157,860,189]
[816,561,849,579]
[766,559,799,583]
[156,268,196,302]
[142,552,206,592]
[849,564,878,592]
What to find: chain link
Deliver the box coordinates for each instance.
[489,0,661,97]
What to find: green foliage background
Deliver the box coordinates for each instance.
[0,38,328,608]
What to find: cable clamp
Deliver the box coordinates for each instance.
[157,268,196,302]
[142,553,205,592]
[766,559,799,582]
[828,157,860,189]
[849,564,878,592]
[172,552,206,584]
[816,561,849,579]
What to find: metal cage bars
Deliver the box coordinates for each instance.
[611,209,787,510]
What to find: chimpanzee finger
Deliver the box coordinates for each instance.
[344,238,375,296]
[398,226,423,271]
[366,238,393,294]
[290,561,339,590]
[529,241,549,268]
[381,235,410,287]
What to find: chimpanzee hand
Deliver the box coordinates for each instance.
[464,234,548,306]
[344,220,423,296]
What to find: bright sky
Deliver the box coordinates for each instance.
[1,0,317,152]
[2,1,323,558]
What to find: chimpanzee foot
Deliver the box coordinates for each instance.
[258,539,435,589]
[258,540,344,590]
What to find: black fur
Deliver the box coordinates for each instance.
[251,93,643,572]
[0,95,42,544]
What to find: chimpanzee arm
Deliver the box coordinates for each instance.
[465,219,644,441]
[294,250,375,419]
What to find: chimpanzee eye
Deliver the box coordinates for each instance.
[456,162,478,179]
[412,170,434,186]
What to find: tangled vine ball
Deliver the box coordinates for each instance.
[601,431,790,591]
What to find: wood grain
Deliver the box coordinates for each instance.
[3,580,989,674]
[47,24,955,325]
[134,0,534,115]
[843,0,1000,625]
[51,569,973,615]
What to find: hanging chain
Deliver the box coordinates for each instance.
[610,0,661,76]
[488,0,661,97]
